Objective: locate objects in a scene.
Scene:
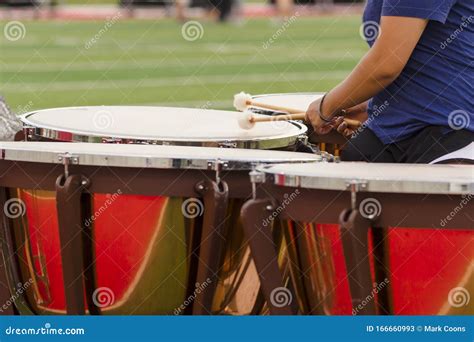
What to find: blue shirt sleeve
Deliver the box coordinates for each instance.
[381,0,457,23]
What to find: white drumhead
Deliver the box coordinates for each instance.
[0,142,321,170]
[259,162,474,195]
[251,93,325,112]
[21,106,305,143]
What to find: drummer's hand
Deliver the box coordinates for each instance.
[344,101,369,121]
[305,98,339,135]
[335,117,356,138]
[334,101,369,138]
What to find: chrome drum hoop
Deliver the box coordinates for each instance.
[23,124,308,150]
[21,106,308,150]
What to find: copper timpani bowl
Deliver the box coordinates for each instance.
[241,162,474,315]
[0,142,322,315]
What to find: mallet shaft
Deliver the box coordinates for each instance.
[248,101,301,114]
[251,113,305,122]
[251,113,362,128]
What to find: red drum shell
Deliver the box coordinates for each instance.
[16,190,256,315]
[283,221,473,315]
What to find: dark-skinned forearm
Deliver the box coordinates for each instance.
[321,48,401,118]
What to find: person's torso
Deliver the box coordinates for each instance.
[363,0,474,144]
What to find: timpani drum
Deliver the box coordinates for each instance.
[246,93,325,116]
[241,162,474,315]
[20,106,308,150]
[0,142,321,315]
[245,93,345,156]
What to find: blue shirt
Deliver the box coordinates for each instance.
[362,0,474,144]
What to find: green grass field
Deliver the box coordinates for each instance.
[0,16,367,113]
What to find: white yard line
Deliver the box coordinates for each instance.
[1,52,363,72]
[1,41,364,56]
[138,99,232,108]
[0,70,349,92]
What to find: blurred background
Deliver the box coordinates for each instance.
[0,0,367,113]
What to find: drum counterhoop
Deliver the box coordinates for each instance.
[258,162,474,195]
[21,106,308,150]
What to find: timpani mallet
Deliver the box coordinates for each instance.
[234,92,362,129]
[234,92,302,114]
[237,111,362,130]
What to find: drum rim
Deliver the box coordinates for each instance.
[0,142,322,171]
[20,106,308,149]
[257,163,474,195]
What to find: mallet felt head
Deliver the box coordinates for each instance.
[237,111,255,130]
[233,92,252,111]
